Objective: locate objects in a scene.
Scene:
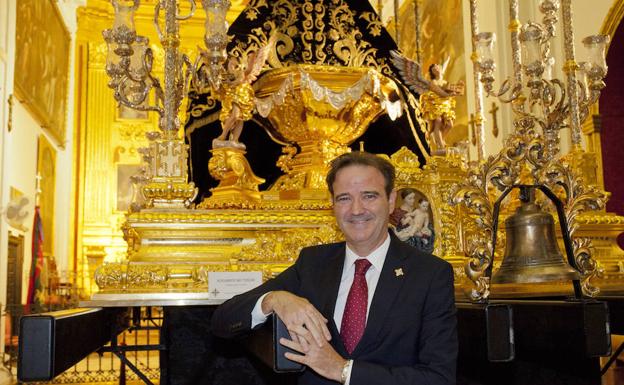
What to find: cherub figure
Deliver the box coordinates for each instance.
[206,35,276,150]
[390,50,465,154]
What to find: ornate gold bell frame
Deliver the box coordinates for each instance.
[488,185,582,297]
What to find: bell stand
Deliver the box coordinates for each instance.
[487,184,582,299]
[455,184,612,384]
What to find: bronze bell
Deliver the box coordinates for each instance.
[492,199,581,284]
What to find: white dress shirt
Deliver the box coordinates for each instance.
[250,234,391,384]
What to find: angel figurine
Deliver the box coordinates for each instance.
[390,50,465,153]
[207,35,276,150]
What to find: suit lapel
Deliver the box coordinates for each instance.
[353,237,408,355]
[316,243,348,356]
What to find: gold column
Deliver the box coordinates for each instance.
[508,0,525,119]
[393,0,400,46]
[84,45,115,225]
[561,0,582,148]
[469,0,485,160]
[413,0,422,65]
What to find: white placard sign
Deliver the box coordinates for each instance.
[208,271,263,299]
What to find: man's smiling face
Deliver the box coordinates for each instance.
[331,164,396,256]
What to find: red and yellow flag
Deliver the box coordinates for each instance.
[26,206,45,310]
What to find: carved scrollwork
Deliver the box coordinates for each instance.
[389,148,466,260]
[454,129,608,301]
[453,131,537,301]
[95,263,128,290]
[573,237,604,297]
[207,147,265,191]
[95,262,276,291]
[238,226,343,262]
[535,158,607,295]
[277,145,298,173]
[126,265,169,288]
[391,147,423,185]
[437,183,461,257]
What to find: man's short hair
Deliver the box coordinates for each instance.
[326,151,395,197]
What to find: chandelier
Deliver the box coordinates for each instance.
[102,0,237,208]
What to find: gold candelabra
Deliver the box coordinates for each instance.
[102,0,243,209]
[472,0,608,159]
[455,0,610,301]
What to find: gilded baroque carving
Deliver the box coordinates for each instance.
[254,65,400,192]
[200,147,265,209]
[117,123,150,144]
[276,146,298,174]
[238,226,343,262]
[95,263,128,290]
[390,148,466,260]
[126,210,335,225]
[436,181,461,257]
[576,213,624,225]
[126,265,169,288]
[208,147,265,190]
[257,200,333,210]
[391,147,423,185]
[142,181,198,208]
[535,155,608,296]
[89,42,109,68]
[96,261,289,291]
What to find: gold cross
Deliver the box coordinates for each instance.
[488,102,500,138]
[395,268,404,277]
[468,113,477,146]
[7,94,13,133]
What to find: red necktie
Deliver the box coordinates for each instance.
[340,258,372,354]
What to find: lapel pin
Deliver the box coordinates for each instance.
[395,268,404,277]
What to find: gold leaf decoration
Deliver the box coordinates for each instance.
[238,226,343,262]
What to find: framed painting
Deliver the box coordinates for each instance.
[14,0,70,145]
[390,187,435,254]
[37,134,56,256]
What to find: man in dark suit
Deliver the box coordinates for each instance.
[212,151,457,385]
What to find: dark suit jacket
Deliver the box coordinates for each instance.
[211,234,457,385]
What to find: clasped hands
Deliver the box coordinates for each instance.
[262,291,347,382]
